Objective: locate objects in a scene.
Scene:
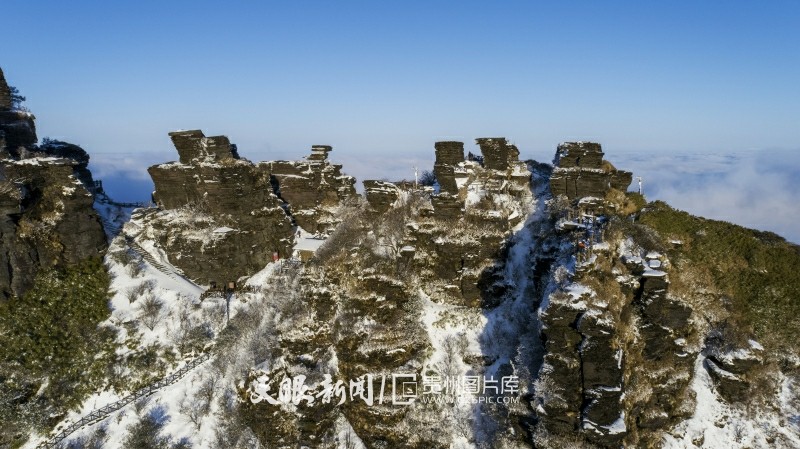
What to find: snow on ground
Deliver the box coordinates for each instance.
[24,209,285,449]
[93,194,136,238]
[334,414,368,449]
[293,227,327,254]
[662,355,800,449]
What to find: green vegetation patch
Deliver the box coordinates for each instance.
[0,257,116,446]
[638,201,800,355]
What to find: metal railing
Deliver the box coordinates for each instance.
[37,353,211,449]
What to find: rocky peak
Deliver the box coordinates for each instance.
[476,137,520,171]
[147,131,293,284]
[0,67,106,301]
[307,144,332,162]
[433,141,465,195]
[550,141,633,200]
[146,133,358,284]
[263,144,356,233]
[553,141,604,168]
[168,129,240,164]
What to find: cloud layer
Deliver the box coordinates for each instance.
[88,148,800,244]
[615,149,800,244]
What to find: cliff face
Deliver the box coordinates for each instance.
[14,124,794,448]
[405,138,532,307]
[534,223,697,447]
[550,141,633,199]
[0,68,106,301]
[512,142,695,447]
[261,145,356,233]
[146,131,357,285]
[147,130,293,285]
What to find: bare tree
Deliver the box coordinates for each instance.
[437,334,467,380]
[139,295,164,330]
[126,280,155,303]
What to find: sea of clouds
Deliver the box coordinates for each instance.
[90,149,800,244]
[614,149,800,244]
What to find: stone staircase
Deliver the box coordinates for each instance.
[37,353,211,449]
[126,237,190,283]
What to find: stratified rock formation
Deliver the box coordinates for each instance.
[0,67,106,301]
[363,180,400,213]
[476,137,520,171]
[433,141,464,194]
[535,143,698,447]
[147,130,294,284]
[261,145,356,232]
[550,141,633,200]
[363,137,532,307]
[145,131,358,284]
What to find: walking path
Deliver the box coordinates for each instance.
[37,353,211,449]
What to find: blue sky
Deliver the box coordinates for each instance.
[2,1,799,240]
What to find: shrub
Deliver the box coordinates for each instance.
[139,294,164,330]
[638,201,800,356]
[0,258,115,442]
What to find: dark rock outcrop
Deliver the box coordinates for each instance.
[550,142,633,200]
[0,67,106,301]
[476,137,519,171]
[0,110,37,157]
[0,158,106,300]
[363,180,399,213]
[148,132,294,284]
[704,339,764,402]
[0,68,38,156]
[38,139,96,188]
[0,68,11,110]
[433,141,464,194]
[262,146,356,232]
[169,130,240,164]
